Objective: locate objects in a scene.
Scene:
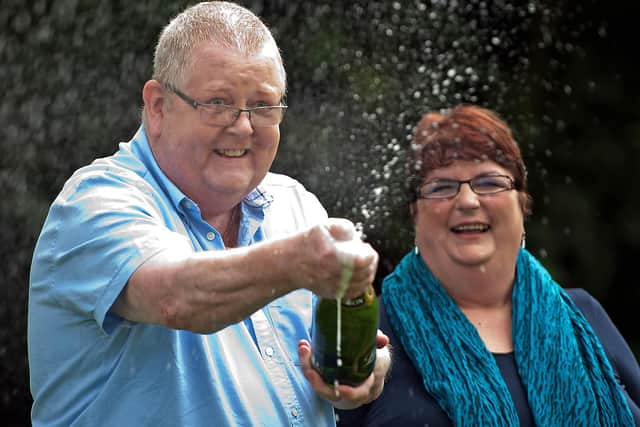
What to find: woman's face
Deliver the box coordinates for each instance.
[413,160,525,271]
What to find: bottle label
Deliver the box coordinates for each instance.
[342,287,374,307]
[342,296,365,307]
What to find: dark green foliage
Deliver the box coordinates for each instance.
[2,0,639,424]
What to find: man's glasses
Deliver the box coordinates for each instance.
[165,84,287,127]
[417,174,516,199]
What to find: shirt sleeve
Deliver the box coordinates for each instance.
[260,172,328,239]
[30,169,193,334]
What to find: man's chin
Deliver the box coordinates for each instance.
[206,178,255,197]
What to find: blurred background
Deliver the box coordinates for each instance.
[2,0,639,424]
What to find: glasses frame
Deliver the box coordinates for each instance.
[164,84,287,127]
[416,174,516,200]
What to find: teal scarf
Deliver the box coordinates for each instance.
[382,248,634,426]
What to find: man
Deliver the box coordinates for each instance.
[28,2,390,426]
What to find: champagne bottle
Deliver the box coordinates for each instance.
[311,285,379,386]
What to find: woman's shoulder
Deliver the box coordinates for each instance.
[564,288,603,314]
[564,288,640,410]
[563,288,620,347]
[563,288,624,342]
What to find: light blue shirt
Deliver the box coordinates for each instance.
[28,126,333,426]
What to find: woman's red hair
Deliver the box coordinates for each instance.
[407,104,532,214]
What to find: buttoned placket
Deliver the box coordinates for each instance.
[179,199,225,251]
[250,308,305,426]
[180,193,308,423]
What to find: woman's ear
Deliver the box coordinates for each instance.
[142,80,166,140]
[518,192,532,217]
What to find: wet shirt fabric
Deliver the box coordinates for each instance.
[336,288,640,427]
[28,126,333,427]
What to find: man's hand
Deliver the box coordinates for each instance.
[293,219,379,300]
[298,330,391,410]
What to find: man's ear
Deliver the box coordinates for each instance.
[142,80,166,139]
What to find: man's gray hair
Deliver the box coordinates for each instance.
[152,1,286,90]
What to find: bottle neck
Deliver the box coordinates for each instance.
[341,285,375,307]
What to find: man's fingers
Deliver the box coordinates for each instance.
[297,340,341,401]
[330,372,378,410]
[376,330,390,348]
[325,218,357,241]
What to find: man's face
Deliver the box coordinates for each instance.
[151,42,285,216]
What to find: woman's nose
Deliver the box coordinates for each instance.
[454,182,481,209]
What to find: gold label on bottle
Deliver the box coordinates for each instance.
[342,287,374,307]
[342,296,365,307]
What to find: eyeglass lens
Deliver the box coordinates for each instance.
[420,175,512,199]
[200,105,284,127]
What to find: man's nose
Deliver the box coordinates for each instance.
[228,110,254,133]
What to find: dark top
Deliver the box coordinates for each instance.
[336,288,640,426]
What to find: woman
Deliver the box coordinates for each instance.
[337,105,640,426]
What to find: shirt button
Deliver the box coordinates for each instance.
[291,408,299,418]
[265,346,274,357]
[206,232,215,241]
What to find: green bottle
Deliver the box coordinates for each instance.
[311,284,379,386]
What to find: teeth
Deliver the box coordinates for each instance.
[216,149,246,157]
[452,224,488,232]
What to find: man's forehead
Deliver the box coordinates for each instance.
[186,42,285,87]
